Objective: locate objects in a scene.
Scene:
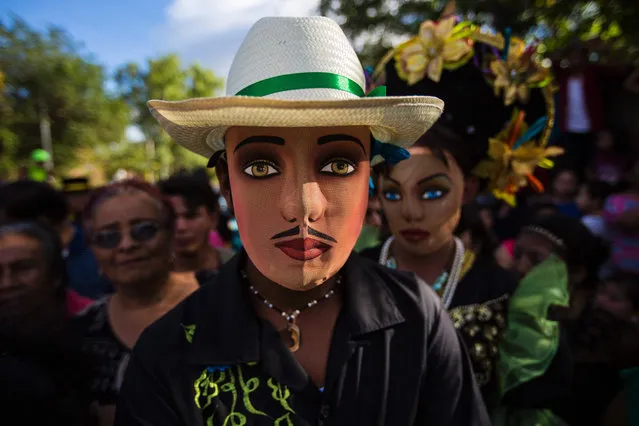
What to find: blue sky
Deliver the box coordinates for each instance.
[2,0,320,141]
[1,0,320,79]
[1,0,170,73]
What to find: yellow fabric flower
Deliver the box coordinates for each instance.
[395,17,474,84]
[490,39,551,106]
[473,112,563,206]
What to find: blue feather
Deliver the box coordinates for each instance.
[503,28,512,60]
[513,116,547,149]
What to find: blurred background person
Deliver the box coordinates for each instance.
[554,45,604,176]
[576,180,614,237]
[551,169,582,218]
[75,180,199,426]
[0,221,96,425]
[158,170,234,281]
[27,148,52,183]
[494,201,559,270]
[511,214,611,426]
[0,180,104,306]
[587,130,628,187]
[62,176,93,225]
[61,176,110,300]
[602,160,639,274]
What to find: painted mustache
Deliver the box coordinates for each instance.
[270,226,337,243]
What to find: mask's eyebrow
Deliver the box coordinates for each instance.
[383,173,450,187]
[317,134,365,154]
[417,173,451,185]
[383,176,401,186]
[234,135,285,153]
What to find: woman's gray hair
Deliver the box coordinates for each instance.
[0,221,67,298]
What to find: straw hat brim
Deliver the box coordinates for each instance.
[148,96,444,164]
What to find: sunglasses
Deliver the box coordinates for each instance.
[91,221,162,249]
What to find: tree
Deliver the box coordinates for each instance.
[0,16,130,176]
[115,55,224,179]
[319,0,639,66]
[0,69,19,177]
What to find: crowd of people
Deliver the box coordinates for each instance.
[0,171,240,425]
[0,12,639,426]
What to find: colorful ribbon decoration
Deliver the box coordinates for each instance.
[371,138,410,165]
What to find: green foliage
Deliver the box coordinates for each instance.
[94,141,148,178]
[320,0,639,65]
[0,16,130,176]
[115,55,224,178]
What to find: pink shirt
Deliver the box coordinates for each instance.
[502,239,516,257]
[208,231,226,248]
[67,289,93,316]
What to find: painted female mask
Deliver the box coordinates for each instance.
[218,125,371,290]
[377,145,464,257]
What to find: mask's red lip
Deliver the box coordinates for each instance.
[400,229,430,242]
[274,238,331,261]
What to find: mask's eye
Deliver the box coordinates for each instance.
[421,188,448,200]
[383,191,401,201]
[243,161,279,178]
[320,159,356,176]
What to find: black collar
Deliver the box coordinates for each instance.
[186,251,405,366]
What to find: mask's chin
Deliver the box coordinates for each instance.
[249,250,343,291]
[264,264,339,291]
[396,235,449,258]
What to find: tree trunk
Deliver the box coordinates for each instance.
[38,99,53,169]
[145,138,156,181]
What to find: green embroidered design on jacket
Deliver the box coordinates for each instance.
[267,378,295,414]
[194,364,296,425]
[181,323,196,343]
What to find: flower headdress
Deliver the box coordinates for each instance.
[393,17,475,84]
[473,110,563,206]
[484,29,553,107]
[375,16,559,205]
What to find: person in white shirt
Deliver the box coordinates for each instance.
[576,180,614,238]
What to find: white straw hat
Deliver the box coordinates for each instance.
[148,16,444,162]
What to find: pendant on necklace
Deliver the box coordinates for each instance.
[286,322,300,352]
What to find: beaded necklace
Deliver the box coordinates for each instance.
[379,236,476,309]
[241,270,339,352]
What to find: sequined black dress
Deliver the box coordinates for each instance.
[360,245,517,407]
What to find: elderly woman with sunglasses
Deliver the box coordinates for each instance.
[75,180,199,426]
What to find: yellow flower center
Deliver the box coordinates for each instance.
[406,54,427,72]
